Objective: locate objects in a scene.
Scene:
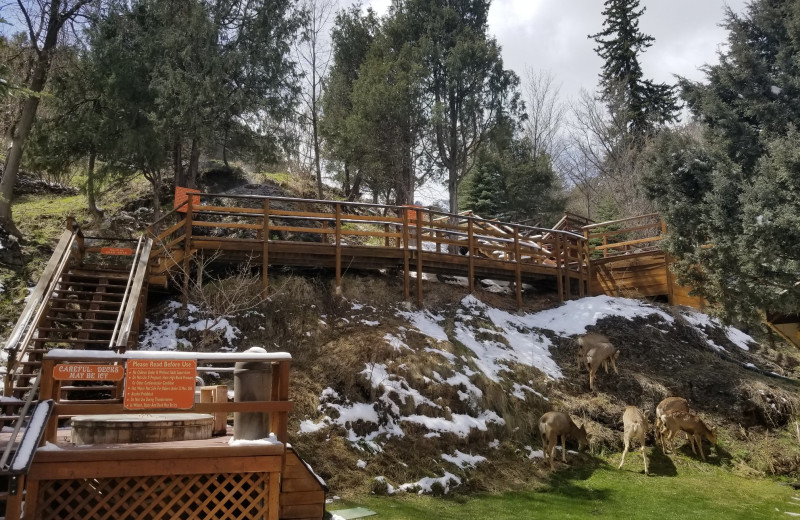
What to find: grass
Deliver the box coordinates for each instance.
[13,193,89,243]
[330,456,797,520]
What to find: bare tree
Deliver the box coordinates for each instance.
[0,0,93,237]
[295,0,336,199]
[563,88,655,218]
[522,68,567,162]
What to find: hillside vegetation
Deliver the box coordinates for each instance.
[140,268,800,500]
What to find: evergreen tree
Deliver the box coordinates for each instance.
[320,5,380,200]
[392,0,521,213]
[645,0,800,323]
[462,122,564,223]
[590,0,679,139]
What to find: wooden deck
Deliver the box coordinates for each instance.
[147,194,592,306]
[0,350,325,520]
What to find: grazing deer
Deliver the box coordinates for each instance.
[538,411,590,471]
[655,397,690,452]
[661,410,717,462]
[577,333,619,390]
[618,406,649,474]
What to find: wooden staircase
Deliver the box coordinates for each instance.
[2,228,152,415]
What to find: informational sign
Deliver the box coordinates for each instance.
[123,359,197,410]
[174,186,201,212]
[100,247,134,256]
[53,364,125,381]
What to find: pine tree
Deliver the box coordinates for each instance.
[590,0,679,139]
[645,0,800,323]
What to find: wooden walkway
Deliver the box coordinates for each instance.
[147,193,592,306]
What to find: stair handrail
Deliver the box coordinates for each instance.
[3,230,80,396]
[107,236,143,350]
[109,236,153,350]
[0,375,46,470]
[3,230,76,355]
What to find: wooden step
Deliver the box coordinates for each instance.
[55,290,126,298]
[45,308,122,315]
[32,338,111,344]
[37,328,114,335]
[49,317,118,325]
[48,298,122,306]
[58,280,128,289]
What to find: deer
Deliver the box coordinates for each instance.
[655,396,690,453]
[660,410,717,462]
[538,411,590,471]
[576,333,619,390]
[618,406,649,474]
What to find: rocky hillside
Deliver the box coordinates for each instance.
[139,272,800,497]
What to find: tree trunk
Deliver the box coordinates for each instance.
[86,149,103,219]
[312,102,323,199]
[0,59,50,237]
[342,162,351,196]
[348,171,362,202]
[174,137,184,188]
[0,0,73,237]
[222,126,229,167]
[188,138,200,189]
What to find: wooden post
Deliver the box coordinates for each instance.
[468,218,475,293]
[335,203,342,293]
[602,233,608,258]
[181,196,193,310]
[564,237,572,300]
[5,475,24,520]
[416,208,423,306]
[39,359,58,444]
[555,233,564,303]
[275,361,290,445]
[514,225,522,308]
[262,199,270,296]
[268,470,280,520]
[578,234,585,298]
[21,478,39,520]
[403,208,410,301]
[584,227,592,297]
[201,385,227,436]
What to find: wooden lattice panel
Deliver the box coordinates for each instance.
[35,472,271,520]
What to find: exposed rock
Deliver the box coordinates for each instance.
[0,223,23,268]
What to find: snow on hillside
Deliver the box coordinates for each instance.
[138,294,759,495]
[294,295,756,495]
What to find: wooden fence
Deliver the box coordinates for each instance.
[147,194,592,306]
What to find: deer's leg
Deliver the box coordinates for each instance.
[602,359,609,374]
[618,434,629,469]
[561,435,567,463]
[696,434,706,461]
[641,443,649,475]
[610,355,618,374]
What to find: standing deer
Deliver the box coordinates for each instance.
[618,406,649,474]
[661,410,717,462]
[655,397,690,452]
[538,411,590,471]
[577,333,619,390]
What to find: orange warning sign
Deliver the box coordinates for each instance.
[123,359,197,410]
[53,364,124,381]
[100,247,134,256]
[174,186,201,212]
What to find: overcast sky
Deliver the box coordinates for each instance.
[345,0,750,102]
[336,0,750,204]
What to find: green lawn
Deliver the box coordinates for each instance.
[331,456,797,520]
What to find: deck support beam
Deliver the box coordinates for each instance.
[262,199,270,297]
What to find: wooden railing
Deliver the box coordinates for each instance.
[146,193,591,304]
[38,349,293,445]
[3,230,80,397]
[583,213,665,260]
